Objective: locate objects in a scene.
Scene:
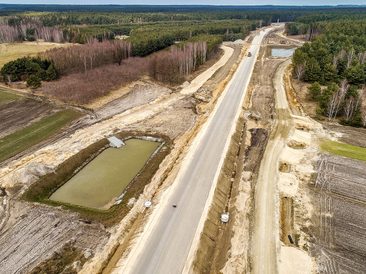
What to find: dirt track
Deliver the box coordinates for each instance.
[0,44,239,274]
[251,59,293,274]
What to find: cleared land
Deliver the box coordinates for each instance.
[311,155,366,273]
[0,42,68,68]
[0,36,238,274]
[0,95,55,138]
[0,109,80,162]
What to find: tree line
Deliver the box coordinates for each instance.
[290,18,366,127]
[0,17,66,43]
[42,40,132,75]
[1,57,57,88]
[39,41,211,104]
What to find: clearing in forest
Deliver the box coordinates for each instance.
[0,42,68,68]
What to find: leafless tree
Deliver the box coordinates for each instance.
[0,22,65,43]
[344,97,355,122]
[346,49,354,69]
[327,80,348,120]
[42,40,132,75]
[294,63,305,80]
[358,51,366,65]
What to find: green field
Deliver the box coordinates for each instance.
[0,109,81,162]
[0,88,21,105]
[320,140,366,162]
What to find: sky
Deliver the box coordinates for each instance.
[1,0,365,5]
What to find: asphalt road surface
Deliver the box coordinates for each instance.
[117,26,276,274]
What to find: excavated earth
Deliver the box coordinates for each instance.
[192,31,297,273]
[0,44,241,273]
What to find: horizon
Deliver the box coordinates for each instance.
[1,1,366,6]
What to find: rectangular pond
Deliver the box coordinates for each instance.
[49,138,160,210]
[271,48,295,58]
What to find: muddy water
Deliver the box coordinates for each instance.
[271,48,295,58]
[50,139,160,210]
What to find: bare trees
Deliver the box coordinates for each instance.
[0,22,65,43]
[42,40,132,75]
[39,41,210,104]
[150,42,207,84]
[326,80,348,120]
[40,57,148,104]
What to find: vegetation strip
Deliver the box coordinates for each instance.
[0,88,20,105]
[320,139,366,162]
[0,109,80,162]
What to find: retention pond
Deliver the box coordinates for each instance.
[271,48,295,58]
[50,138,160,210]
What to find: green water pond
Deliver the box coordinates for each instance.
[50,138,160,210]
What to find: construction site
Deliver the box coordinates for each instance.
[0,9,366,274]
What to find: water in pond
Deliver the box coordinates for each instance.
[50,138,160,210]
[271,48,295,58]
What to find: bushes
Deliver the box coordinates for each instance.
[26,75,41,88]
[1,57,57,84]
[308,82,321,101]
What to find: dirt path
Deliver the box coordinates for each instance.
[251,59,293,274]
[0,45,234,190]
[251,54,318,273]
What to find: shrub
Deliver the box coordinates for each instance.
[308,82,322,100]
[1,57,54,84]
[26,75,42,88]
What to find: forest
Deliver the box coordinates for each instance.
[2,5,366,109]
[39,41,209,104]
[290,14,366,127]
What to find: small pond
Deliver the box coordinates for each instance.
[49,138,160,210]
[271,48,295,58]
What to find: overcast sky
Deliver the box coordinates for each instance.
[1,0,365,5]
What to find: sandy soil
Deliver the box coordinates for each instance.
[0,199,109,273]
[0,42,236,274]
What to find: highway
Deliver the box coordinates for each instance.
[113,26,275,274]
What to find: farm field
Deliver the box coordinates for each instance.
[0,109,80,163]
[0,42,68,68]
[0,87,20,105]
[0,92,55,138]
[311,155,366,273]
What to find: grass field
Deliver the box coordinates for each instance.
[0,88,21,105]
[320,139,366,162]
[0,109,81,162]
[0,42,68,68]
